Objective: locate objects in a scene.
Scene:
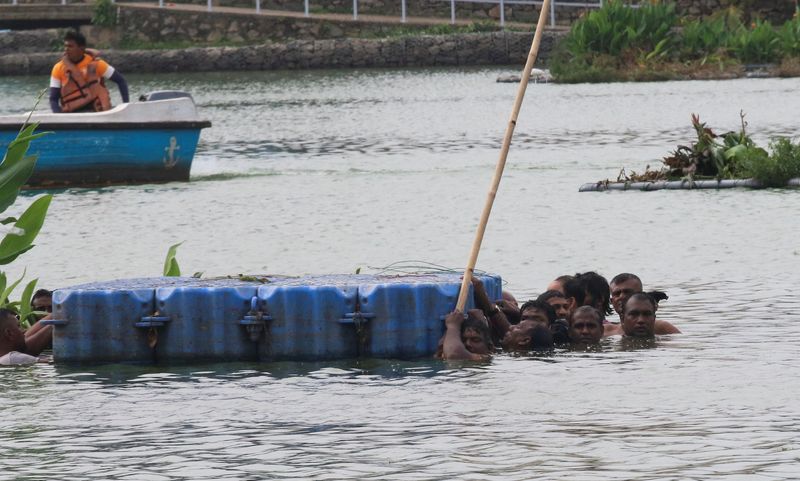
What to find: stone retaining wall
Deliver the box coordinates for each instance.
[0,31,560,76]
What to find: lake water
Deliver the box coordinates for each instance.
[0,68,799,480]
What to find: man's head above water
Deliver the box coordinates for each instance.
[569,306,604,345]
[518,299,556,327]
[0,309,25,356]
[500,320,554,352]
[536,290,570,320]
[622,293,657,338]
[610,273,643,318]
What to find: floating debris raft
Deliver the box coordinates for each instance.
[497,68,553,83]
[579,178,800,192]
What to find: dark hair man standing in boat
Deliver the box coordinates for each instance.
[605,292,681,337]
[49,31,129,113]
[569,306,605,346]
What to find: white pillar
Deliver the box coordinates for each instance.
[450,0,455,24]
[353,0,357,20]
[550,0,556,27]
[499,0,504,27]
[304,0,309,16]
[255,0,260,14]
[401,0,406,23]
[207,0,212,12]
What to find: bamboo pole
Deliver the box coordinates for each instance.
[455,0,552,312]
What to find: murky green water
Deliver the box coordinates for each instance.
[0,68,799,479]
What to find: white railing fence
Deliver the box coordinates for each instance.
[6,0,625,28]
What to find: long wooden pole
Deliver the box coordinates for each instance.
[455,0,552,311]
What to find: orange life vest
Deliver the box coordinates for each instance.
[60,55,112,113]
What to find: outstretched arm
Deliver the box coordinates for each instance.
[49,87,61,113]
[24,317,53,356]
[472,276,510,342]
[109,71,129,103]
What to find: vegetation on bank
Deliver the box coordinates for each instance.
[614,113,800,187]
[551,1,800,83]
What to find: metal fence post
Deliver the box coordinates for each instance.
[207,0,212,12]
[450,0,455,24]
[401,0,406,23]
[550,0,555,27]
[353,0,357,20]
[304,0,309,16]
[499,0,504,27]
[255,0,260,14]
[159,0,163,7]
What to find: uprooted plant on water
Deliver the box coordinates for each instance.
[608,111,800,187]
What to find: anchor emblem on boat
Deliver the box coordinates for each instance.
[163,137,181,168]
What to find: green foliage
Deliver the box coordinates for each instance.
[163,242,182,277]
[0,99,51,321]
[0,195,52,265]
[91,0,117,27]
[679,12,741,60]
[738,137,800,186]
[730,19,781,64]
[778,15,800,57]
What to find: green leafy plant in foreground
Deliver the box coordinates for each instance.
[163,242,183,277]
[738,137,800,187]
[0,106,52,328]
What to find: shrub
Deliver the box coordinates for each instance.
[738,137,800,186]
[730,19,781,64]
[92,0,117,28]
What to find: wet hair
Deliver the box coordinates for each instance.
[462,314,493,350]
[647,290,669,303]
[518,299,556,325]
[576,271,612,316]
[0,308,18,326]
[64,31,87,48]
[536,290,566,303]
[31,289,52,303]
[555,275,574,284]
[622,292,657,314]
[528,324,554,350]
[562,277,585,306]
[610,273,642,287]
[570,305,603,327]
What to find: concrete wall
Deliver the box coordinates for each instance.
[0,31,560,76]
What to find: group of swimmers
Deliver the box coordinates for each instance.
[438,272,681,361]
[0,290,53,366]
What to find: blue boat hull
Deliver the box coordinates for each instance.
[0,127,202,187]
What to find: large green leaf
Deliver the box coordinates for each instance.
[0,121,50,213]
[17,277,38,329]
[163,242,183,277]
[0,194,51,265]
[1,268,25,306]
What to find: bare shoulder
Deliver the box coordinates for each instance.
[655,319,681,334]
[603,323,623,337]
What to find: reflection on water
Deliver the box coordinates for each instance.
[0,68,799,479]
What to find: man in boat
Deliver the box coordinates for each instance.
[607,293,680,339]
[0,309,52,365]
[49,31,129,113]
[605,273,680,336]
[568,306,605,347]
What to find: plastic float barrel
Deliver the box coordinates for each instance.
[46,273,502,363]
[257,276,361,361]
[578,177,800,192]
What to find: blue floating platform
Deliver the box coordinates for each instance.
[46,273,502,364]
